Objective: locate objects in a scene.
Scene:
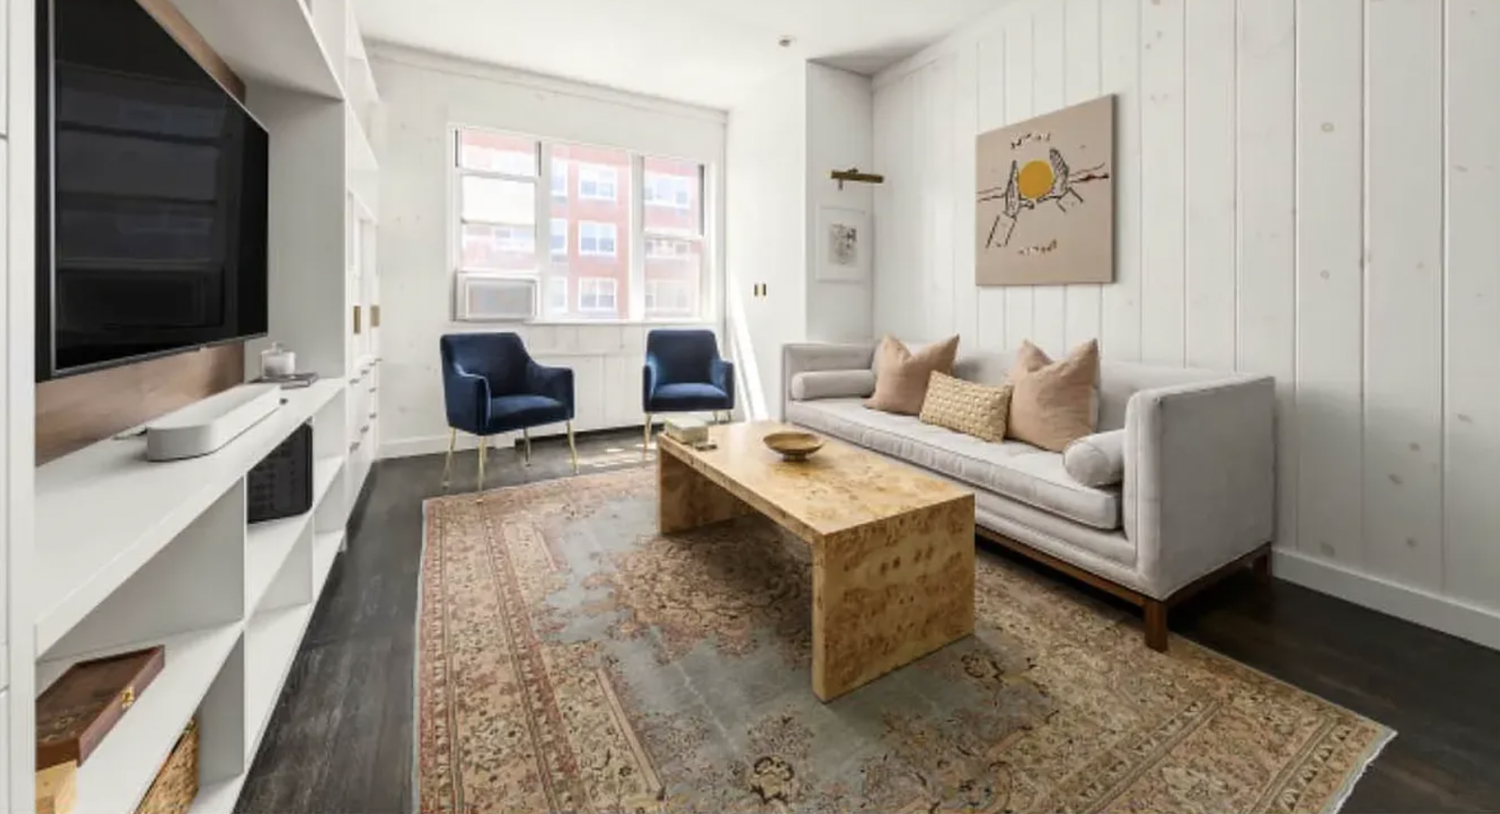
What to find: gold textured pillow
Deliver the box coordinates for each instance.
[919,372,1012,442]
[1006,339,1100,452]
[865,335,961,415]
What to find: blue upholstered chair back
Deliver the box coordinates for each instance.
[440,332,529,394]
[646,329,718,386]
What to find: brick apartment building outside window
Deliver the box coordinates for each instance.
[453,128,708,321]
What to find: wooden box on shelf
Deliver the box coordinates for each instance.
[36,647,167,768]
[134,718,200,814]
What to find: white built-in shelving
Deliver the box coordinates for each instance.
[30,382,348,814]
[3,0,383,808]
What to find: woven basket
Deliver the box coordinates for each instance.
[135,718,198,814]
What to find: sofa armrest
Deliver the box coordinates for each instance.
[782,342,875,414]
[1123,375,1276,599]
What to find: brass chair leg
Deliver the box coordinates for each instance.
[567,420,579,474]
[523,428,532,467]
[643,413,652,458]
[475,434,488,498]
[441,428,457,490]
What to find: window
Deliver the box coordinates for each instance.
[545,276,569,315]
[643,172,692,209]
[645,279,694,315]
[578,221,617,257]
[455,131,538,273]
[452,126,709,322]
[577,163,618,201]
[647,237,691,259]
[578,278,618,312]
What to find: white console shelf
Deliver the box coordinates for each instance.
[32,380,350,814]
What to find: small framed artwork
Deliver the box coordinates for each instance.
[815,207,870,283]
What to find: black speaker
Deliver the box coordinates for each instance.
[248,423,314,523]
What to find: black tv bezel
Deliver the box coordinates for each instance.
[35,0,271,382]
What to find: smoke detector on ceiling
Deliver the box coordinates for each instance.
[778,35,795,48]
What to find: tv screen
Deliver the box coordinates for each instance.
[37,0,269,380]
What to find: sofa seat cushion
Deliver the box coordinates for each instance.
[787,399,1121,531]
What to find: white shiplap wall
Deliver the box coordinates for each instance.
[871,0,1500,648]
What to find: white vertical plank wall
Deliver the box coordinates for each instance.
[1443,0,1500,608]
[974,30,1006,351]
[1138,0,1185,366]
[1183,0,1236,373]
[1061,0,1101,352]
[1295,0,1364,565]
[867,0,1500,649]
[1028,2,1066,357]
[1001,17,1034,351]
[1362,0,1444,590]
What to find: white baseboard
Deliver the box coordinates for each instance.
[1273,549,1500,651]
[380,413,730,460]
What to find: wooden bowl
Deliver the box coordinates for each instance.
[764,431,824,462]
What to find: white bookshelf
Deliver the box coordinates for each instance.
[31,383,348,814]
[2,0,383,808]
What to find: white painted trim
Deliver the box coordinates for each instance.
[1273,549,1500,652]
[367,41,729,123]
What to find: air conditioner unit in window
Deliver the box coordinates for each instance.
[454,273,537,322]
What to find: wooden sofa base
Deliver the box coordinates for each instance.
[973,527,1272,652]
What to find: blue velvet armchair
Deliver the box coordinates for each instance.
[439,332,577,491]
[642,329,735,451]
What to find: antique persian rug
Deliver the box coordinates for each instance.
[417,470,1392,813]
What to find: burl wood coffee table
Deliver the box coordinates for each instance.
[657,421,976,701]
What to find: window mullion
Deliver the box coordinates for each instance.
[537,142,553,288]
[630,153,645,321]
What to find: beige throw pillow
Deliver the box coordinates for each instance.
[865,335,960,415]
[919,372,1012,442]
[1006,339,1100,452]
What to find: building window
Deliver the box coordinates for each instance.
[646,237,691,259]
[452,126,709,322]
[577,164,618,201]
[545,276,568,315]
[578,221,617,257]
[645,279,694,315]
[578,277,618,312]
[643,172,692,209]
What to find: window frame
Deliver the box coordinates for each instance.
[577,220,618,258]
[576,162,619,202]
[450,125,714,325]
[577,277,619,313]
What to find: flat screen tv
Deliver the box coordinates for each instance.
[36,0,269,380]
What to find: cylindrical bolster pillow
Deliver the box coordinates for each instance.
[1062,429,1126,487]
[790,370,878,401]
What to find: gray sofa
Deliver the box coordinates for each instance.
[782,341,1277,650]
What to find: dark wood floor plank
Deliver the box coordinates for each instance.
[237,431,1500,813]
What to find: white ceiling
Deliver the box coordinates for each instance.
[355,0,998,109]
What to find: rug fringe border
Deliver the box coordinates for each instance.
[1326,726,1396,814]
[411,498,429,814]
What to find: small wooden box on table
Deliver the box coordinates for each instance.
[657,421,976,701]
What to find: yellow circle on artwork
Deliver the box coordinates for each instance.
[1017,160,1054,200]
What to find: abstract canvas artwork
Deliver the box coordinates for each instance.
[976,95,1114,286]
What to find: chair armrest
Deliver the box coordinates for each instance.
[1124,374,1276,599]
[442,368,492,434]
[527,360,575,419]
[710,357,735,409]
[642,357,659,413]
[781,342,875,415]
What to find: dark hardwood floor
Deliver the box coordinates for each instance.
[236,431,1500,813]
